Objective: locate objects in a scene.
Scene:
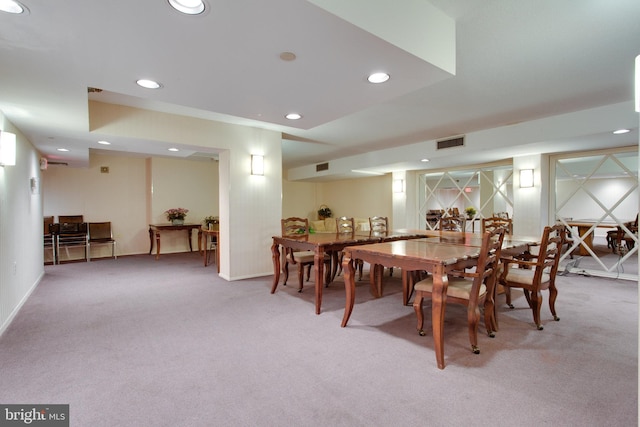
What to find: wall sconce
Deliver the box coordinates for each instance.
[635,54,639,113]
[0,130,16,166]
[519,169,534,188]
[392,179,404,193]
[251,154,264,176]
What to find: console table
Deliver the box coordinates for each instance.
[148,223,202,260]
[201,227,220,273]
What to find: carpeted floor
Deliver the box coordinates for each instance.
[0,253,637,426]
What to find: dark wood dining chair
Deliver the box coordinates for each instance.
[280,217,330,293]
[368,216,395,278]
[333,216,365,281]
[439,216,465,232]
[607,214,638,254]
[369,216,389,236]
[498,224,566,330]
[482,216,513,234]
[413,227,506,354]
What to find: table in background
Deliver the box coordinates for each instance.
[466,218,480,232]
[148,223,202,260]
[565,219,620,256]
[271,230,436,315]
[201,227,220,273]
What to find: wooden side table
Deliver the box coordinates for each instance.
[148,223,202,260]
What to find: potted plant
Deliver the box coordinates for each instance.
[204,216,219,225]
[204,216,219,229]
[165,207,189,225]
[317,205,332,220]
[464,207,477,219]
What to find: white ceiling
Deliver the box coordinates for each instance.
[0,0,638,180]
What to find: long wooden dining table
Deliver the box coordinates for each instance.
[271,230,435,314]
[340,233,538,370]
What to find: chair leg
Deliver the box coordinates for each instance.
[548,283,560,322]
[324,261,332,286]
[504,286,513,309]
[336,251,343,277]
[523,289,532,308]
[483,298,497,338]
[467,304,481,354]
[297,265,305,292]
[413,292,426,336]
[282,261,289,286]
[530,290,543,330]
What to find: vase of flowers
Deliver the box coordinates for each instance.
[464,206,477,219]
[165,208,189,225]
[204,216,219,229]
[317,205,332,220]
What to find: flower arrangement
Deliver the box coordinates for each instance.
[204,216,219,225]
[165,208,189,221]
[464,206,477,218]
[317,205,332,219]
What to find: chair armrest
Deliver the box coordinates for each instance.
[501,257,538,270]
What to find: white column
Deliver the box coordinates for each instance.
[513,154,549,236]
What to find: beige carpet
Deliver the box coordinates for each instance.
[0,253,637,426]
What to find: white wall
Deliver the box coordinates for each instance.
[281,175,393,225]
[0,113,45,336]
[513,154,549,236]
[317,175,392,221]
[150,157,219,253]
[282,180,317,219]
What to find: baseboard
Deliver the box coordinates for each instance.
[0,271,44,338]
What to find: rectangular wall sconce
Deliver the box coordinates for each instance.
[635,54,639,112]
[519,168,534,188]
[392,179,404,193]
[0,130,16,166]
[251,154,264,176]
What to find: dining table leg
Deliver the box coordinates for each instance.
[270,242,281,294]
[369,264,383,298]
[341,254,356,327]
[431,264,448,370]
[576,225,593,256]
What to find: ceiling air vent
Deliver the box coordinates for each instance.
[316,162,329,172]
[437,136,464,150]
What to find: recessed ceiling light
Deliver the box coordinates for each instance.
[98,140,111,145]
[168,148,179,152]
[136,79,162,89]
[0,0,27,14]
[613,129,630,134]
[285,113,302,120]
[421,158,430,162]
[279,52,297,61]
[57,148,69,152]
[168,0,205,15]
[367,72,390,84]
